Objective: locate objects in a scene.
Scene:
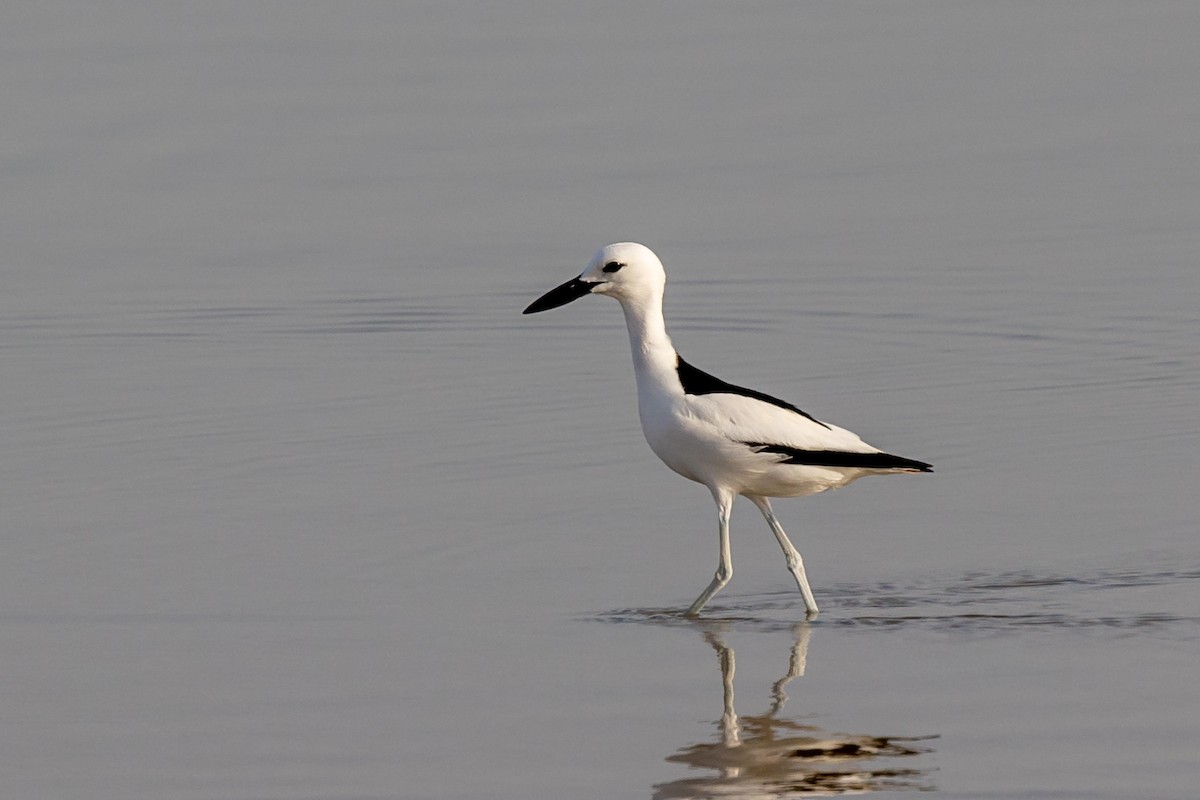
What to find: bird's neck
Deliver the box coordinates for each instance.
[619,290,679,391]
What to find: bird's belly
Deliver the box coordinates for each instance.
[741,462,867,498]
[639,402,868,497]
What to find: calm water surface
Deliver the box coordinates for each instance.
[3,3,1198,799]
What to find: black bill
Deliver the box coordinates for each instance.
[522,276,598,314]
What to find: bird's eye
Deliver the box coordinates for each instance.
[602,261,625,273]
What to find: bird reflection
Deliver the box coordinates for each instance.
[654,624,935,798]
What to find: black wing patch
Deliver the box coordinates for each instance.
[743,441,933,472]
[676,355,831,430]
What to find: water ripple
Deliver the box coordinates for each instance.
[594,562,1200,639]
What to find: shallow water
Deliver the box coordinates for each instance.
[3,3,1199,799]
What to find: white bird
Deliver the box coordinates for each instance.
[523,243,931,617]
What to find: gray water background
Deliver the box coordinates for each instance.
[3,3,1198,798]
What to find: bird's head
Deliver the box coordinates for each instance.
[523,242,666,314]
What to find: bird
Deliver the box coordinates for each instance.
[523,242,931,617]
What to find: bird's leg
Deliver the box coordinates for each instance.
[748,496,820,617]
[686,490,735,617]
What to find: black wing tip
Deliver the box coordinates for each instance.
[882,454,934,473]
[847,452,934,472]
[744,442,933,472]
